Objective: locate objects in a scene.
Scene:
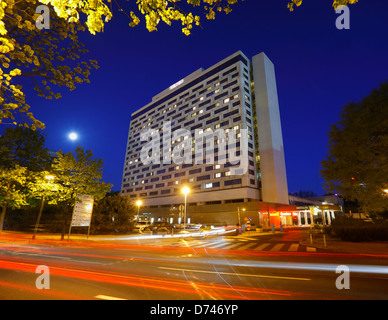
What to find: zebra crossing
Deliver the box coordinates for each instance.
[165,239,317,253]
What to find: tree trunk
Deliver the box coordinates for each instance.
[0,181,11,234]
[0,201,8,234]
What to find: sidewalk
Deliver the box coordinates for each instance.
[299,234,388,255]
[234,230,283,238]
[0,227,237,243]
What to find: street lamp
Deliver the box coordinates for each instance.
[182,187,190,230]
[237,207,245,234]
[136,200,142,222]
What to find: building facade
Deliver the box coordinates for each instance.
[121,51,289,222]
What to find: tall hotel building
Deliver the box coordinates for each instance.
[121,51,289,224]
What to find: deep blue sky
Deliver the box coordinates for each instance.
[28,0,387,195]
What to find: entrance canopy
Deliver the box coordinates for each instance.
[257,202,342,228]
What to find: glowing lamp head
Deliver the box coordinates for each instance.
[45,175,55,181]
[136,200,142,206]
[69,132,78,141]
[182,187,190,195]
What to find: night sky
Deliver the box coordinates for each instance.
[27,0,388,195]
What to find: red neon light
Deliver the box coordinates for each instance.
[280,212,291,216]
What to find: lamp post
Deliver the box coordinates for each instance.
[182,187,190,230]
[136,200,142,222]
[32,175,55,240]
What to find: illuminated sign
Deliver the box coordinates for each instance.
[169,79,184,90]
[71,194,94,227]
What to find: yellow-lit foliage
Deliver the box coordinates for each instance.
[287,0,359,11]
[0,0,242,129]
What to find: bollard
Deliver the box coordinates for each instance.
[323,234,327,247]
[310,232,313,245]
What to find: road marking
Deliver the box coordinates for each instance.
[174,240,201,247]
[222,242,244,249]
[207,242,230,249]
[254,243,271,251]
[270,243,284,251]
[238,242,258,250]
[94,295,127,300]
[194,241,224,248]
[183,241,204,248]
[158,267,311,281]
[306,247,317,252]
[288,244,299,252]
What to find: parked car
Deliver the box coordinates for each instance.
[134,221,151,232]
[184,224,202,230]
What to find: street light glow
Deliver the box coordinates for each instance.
[45,175,55,181]
[69,132,78,141]
[182,187,190,195]
[136,200,142,222]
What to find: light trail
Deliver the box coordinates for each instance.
[1,242,388,277]
[0,259,301,299]
[0,279,88,300]
[158,267,312,281]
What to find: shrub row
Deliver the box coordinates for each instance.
[331,216,388,242]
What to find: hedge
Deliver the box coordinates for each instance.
[331,216,388,242]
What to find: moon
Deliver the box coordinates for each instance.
[68,132,78,141]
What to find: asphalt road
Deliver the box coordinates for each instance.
[0,231,388,301]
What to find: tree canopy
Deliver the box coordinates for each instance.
[92,192,135,234]
[0,127,52,232]
[287,0,359,11]
[0,0,243,130]
[321,81,388,216]
[52,146,112,205]
[0,127,52,171]
[0,0,362,130]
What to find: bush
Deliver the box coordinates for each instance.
[331,216,388,242]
